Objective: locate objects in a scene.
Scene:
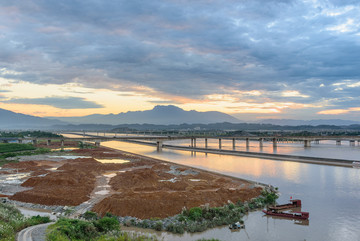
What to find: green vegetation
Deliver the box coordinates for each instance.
[78,142,95,149]
[46,217,158,241]
[0,203,50,241]
[0,143,36,154]
[0,143,49,167]
[0,131,62,138]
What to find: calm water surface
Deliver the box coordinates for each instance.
[99,140,360,241]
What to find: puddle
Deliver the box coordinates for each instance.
[94,190,110,195]
[104,173,117,178]
[17,207,57,220]
[49,156,88,159]
[189,179,202,182]
[52,148,78,151]
[96,159,130,164]
[159,177,178,183]
[3,173,30,184]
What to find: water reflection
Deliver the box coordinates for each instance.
[98,140,360,241]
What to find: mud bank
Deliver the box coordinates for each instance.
[2,146,264,219]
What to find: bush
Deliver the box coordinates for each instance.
[82,211,99,221]
[153,221,162,231]
[188,207,203,221]
[94,217,120,233]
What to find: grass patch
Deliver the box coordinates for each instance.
[0,146,51,167]
[0,203,50,241]
[0,143,36,154]
[46,217,159,241]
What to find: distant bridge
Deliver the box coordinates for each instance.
[1,131,360,149]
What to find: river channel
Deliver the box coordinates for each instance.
[98,139,360,241]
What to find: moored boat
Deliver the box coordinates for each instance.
[268,199,302,211]
[262,209,309,220]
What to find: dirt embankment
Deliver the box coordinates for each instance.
[6,147,262,219]
[92,162,262,219]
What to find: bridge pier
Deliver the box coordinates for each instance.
[157,141,163,152]
[304,139,311,147]
[61,139,64,147]
[47,140,51,146]
[259,138,263,148]
[315,139,320,144]
[272,138,277,148]
[95,141,101,147]
[193,138,197,148]
[205,138,208,148]
[246,138,249,148]
[219,138,222,149]
[350,140,355,146]
[336,140,341,145]
[232,138,236,149]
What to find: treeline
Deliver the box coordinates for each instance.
[0,131,62,138]
[53,122,360,133]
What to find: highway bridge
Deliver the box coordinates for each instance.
[1,132,360,149]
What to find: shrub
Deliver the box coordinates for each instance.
[188,207,203,221]
[82,211,99,221]
[154,221,163,231]
[94,217,120,233]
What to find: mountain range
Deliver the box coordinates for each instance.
[48,105,241,125]
[1,105,360,129]
[0,108,65,129]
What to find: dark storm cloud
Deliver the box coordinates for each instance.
[0,0,360,110]
[5,96,104,109]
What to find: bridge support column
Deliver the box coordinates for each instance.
[350,140,355,146]
[259,138,263,148]
[246,138,249,148]
[157,141,163,152]
[47,140,51,146]
[219,138,222,149]
[315,139,320,144]
[304,139,311,147]
[61,139,64,147]
[232,138,236,149]
[205,138,208,148]
[272,138,277,148]
[336,140,341,145]
[193,138,196,148]
[190,138,194,148]
[95,141,100,147]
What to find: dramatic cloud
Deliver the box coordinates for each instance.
[5,96,104,109]
[0,0,359,118]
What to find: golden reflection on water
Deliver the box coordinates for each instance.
[95,159,130,164]
[102,141,307,184]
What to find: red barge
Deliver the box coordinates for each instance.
[262,209,309,220]
[268,199,302,211]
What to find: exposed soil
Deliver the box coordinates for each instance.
[4,146,263,219]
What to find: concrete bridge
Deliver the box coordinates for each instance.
[1,132,360,151]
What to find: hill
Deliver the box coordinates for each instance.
[49,105,241,125]
[0,108,66,129]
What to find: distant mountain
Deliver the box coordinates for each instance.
[49,105,241,125]
[257,119,360,126]
[0,108,67,129]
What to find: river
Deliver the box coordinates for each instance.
[96,138,360,241]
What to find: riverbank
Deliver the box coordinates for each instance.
[0,143,271,221]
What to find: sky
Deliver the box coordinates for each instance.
[0,0,360,121]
